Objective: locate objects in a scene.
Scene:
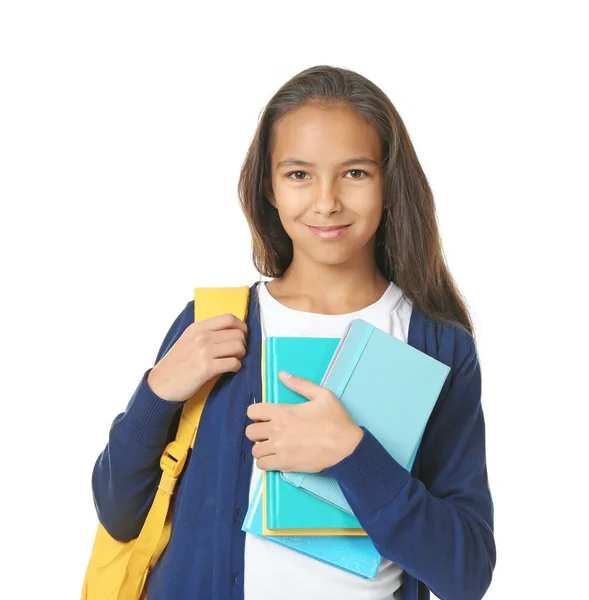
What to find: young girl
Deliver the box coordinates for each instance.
[91,65,495,600]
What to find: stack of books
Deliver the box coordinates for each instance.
[242,318,451,579]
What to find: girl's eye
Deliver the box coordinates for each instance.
[286,169,368,181]
[286,171,310,181]
[346,169,368,179]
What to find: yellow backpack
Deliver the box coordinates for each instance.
[81,286,251,600]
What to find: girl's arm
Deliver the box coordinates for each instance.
[322,329,496,600]
[91,302,193,541]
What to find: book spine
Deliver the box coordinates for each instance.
[264,338,279,530]
[323,321,375,400]
[332,323,374,399]
[320,321,353,385]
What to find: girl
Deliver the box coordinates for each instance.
[91,65,496,600]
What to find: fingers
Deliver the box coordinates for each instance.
[251,439,275,460]
[247,401,277,422]
[245,421,272,442]
[211,339,247,360]
[201,313,248,337]
[209,356,243,376]
[208,327,247,349]
[256,454,279,472]
[278,371,318,401]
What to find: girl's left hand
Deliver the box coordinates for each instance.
[245,370,363,473]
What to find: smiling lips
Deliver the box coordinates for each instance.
[306,224,351,240]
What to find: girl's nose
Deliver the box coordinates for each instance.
[312,189,341,216]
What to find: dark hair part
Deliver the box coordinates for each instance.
[238,65,477,341]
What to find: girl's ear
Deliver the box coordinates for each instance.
[264,181,276,208]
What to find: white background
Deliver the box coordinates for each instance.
[1,2,587,598]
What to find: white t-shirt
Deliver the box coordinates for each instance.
[244,280,413,600]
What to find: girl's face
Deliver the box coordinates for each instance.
[267,103,384,270]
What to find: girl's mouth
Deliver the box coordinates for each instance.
[306,224,351,240]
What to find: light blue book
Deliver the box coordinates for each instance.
[281,318,451,515]
[242,475,381,579]
[264,336,363,532]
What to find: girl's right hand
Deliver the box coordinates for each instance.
[146,313,248,403]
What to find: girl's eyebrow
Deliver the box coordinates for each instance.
[276,156,380,169]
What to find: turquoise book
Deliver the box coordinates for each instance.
[243,475,381,579]
[281,318,452,515]
[263,336,364,533]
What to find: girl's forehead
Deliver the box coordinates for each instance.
[271,105,382,166]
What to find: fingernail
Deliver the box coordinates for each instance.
[279,370,292,379]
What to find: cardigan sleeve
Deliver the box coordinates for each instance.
[322,330,496,600]
[91,301,192,542]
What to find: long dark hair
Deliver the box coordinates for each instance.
[238,65,477,341]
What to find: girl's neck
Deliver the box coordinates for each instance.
[265,267,390,316]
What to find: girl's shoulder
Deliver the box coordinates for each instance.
[412,304,477,370]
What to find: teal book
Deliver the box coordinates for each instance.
[243,475,381,579]
[263,336,364,533]
[281,318,452,515]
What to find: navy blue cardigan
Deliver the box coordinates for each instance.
[91,281,496,600]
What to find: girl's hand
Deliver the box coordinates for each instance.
[147,313,248,402]
[245,371,363,472]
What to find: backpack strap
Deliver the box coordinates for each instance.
[118,286,250,599]
[184,286,251,449]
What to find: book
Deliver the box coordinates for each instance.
[243,476,381,579]
[281,318,451,515]
[262,336,366,536]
